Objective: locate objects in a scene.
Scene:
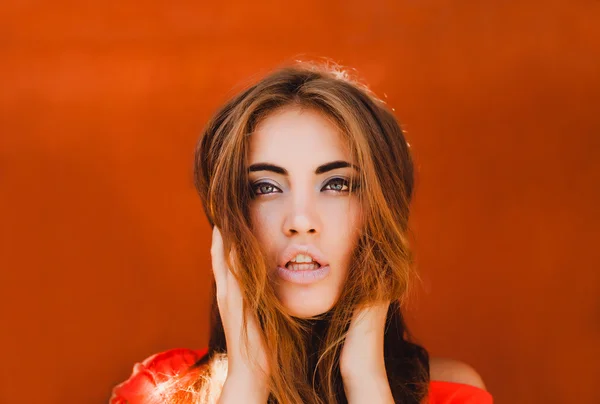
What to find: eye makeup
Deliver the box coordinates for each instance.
[249,176,361,197]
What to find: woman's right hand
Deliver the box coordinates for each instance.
[210,226,270,394]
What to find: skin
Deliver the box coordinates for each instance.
[246,105,364,319]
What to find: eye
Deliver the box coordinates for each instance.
[322,177,351,193]
[251,182,282,196]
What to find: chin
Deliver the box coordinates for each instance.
[277,285,338,319]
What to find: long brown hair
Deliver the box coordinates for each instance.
[170,60,429,403]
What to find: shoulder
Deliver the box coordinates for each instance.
[429,357,487,391]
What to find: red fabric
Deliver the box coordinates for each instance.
[110,348,206,404]
[111,347,493,404]
[427,381,493,404]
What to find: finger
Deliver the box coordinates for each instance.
[366,301,390,323]
[210,226,228,294]
[351,301,390,330]
[226,246,244,306]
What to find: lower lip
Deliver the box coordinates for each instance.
[276,264,331,285]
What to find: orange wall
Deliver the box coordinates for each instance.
[1,2,598,403]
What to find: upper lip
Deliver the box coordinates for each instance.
[279,244,329,268]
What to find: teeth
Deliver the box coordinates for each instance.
[290,253,316,263]
[286,262,320,271]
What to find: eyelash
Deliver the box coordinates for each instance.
[250,177,358,196]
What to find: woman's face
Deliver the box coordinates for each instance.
[247,106,363,318]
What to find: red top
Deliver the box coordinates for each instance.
[110,347,493,404]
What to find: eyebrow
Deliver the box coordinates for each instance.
[248,160,359,175]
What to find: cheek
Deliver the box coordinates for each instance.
[249,203,278,244]
[321,199,363,261]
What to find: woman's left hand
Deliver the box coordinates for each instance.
[340,300,394,403]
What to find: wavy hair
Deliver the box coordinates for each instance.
[164,60,429,404]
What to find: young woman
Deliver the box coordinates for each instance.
[110,62,493,404]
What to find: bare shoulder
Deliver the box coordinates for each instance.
[429,357,487,390]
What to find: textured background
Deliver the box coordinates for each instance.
[1,1,599,403]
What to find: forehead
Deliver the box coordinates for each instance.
[247,106,351,165]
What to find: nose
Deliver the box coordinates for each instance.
[283,194,320,237]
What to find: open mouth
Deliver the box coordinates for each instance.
[285,261,322,271]
[277,261,331,284]
[278,249,329,279]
